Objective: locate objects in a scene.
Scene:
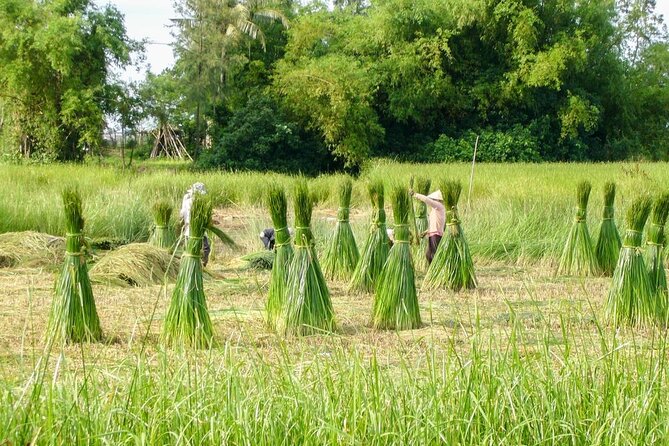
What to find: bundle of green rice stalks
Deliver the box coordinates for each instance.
[48,188,102,343]
[423,180,477,291]
[276,180,335,336]
[595,182,622,276]
[0,231,64,268]
[557,181,599,276]
[606,196,656,326]
[372,185,421,330]
[162,193,216,348]
[266,184,293,329]
[241,251,275,270]
[412,176,431,271]
[646,193,669,302]
[149,201,176,249]
[322,178,360,280]
[90,243,180,287]
[349,180,392,293]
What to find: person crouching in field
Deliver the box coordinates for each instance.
[410,189,445,264]
[180,182,211,266]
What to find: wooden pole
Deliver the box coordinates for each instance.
[467,135,479,210]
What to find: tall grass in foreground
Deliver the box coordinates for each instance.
[349,180,391,293]
[4,313,669,445]
[322,177,359,280]
[266,184,293,329]
[646,193,669,303]
[423,180,476,291]
[557,181,599,276]
[595,182,621,276]
[277,180,335,336]
[606,196,656,326]
[372,185,421,330]
[47,188,102,343]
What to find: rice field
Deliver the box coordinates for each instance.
[1,160,669,444]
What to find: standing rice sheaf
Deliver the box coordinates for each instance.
[606,196,657,326]
[48,188,102,343]
[266,184,294,330]
[557,181,599,276]
[322,177,360,280]
[372,185,421,330]
[349,180,391,293]
[162,193,215,348]
[412,177,431,272]
[277,180,335,336]
[595,182,622,276]
[423,180,477,291]
[645,193,669,307]
[149,201,176,250]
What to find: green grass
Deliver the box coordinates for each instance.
[4,160,669,443]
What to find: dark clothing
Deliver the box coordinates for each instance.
[260,228,275,251]
[202,235,210,267]
[426,234,442,265]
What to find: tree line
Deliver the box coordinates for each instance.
[0,0,667,172]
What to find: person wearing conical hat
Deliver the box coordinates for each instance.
[410,189,445,264]
[180,182,211,266]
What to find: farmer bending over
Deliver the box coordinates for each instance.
[180,182,211,267]
[259,227,294,250]
[409,189,445,264]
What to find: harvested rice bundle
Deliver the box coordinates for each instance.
[349,180,391,293]
[48,188,102,343]
[90,243,180,286]
[322,178,359,280]
[266,184,293,329]
[277,180,335,336]
[423,180,476,291]
[163,193,216,347]
[149,201,176,249]
[242,251,275,270]
[372,185,421,330]
[595,182,622,276]
[557,181,599,276]
[606,196,656,326]
[0,231,64,268]
[646,193,669,304]
[412,177,431,271]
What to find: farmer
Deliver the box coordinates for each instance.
[180,182,211,267]
[409,189,445,264]
[259,227,294,250]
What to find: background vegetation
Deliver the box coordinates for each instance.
[1,0,668,171]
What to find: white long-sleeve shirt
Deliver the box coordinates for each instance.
[414,193,445,237]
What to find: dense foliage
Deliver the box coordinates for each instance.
[1,0,667,170]
[0,0,138,161]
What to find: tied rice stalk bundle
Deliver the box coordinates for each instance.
[646,193,669,305]
[266,184,294,329]
[372,185,421,330]
[606,196,656,326]
[412,177,431,272]
[423,180,477,291]
[90,243,180,287]
[557,181,599,276]
[0,231,64,268]
[48,188,102,343]
[595,182,622,276]
[149,201,176,249]
[349,180,391,293]
[162,193,216,348]
[277,180,335,336]
[323,178,360,280]
[241,251,274,270]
